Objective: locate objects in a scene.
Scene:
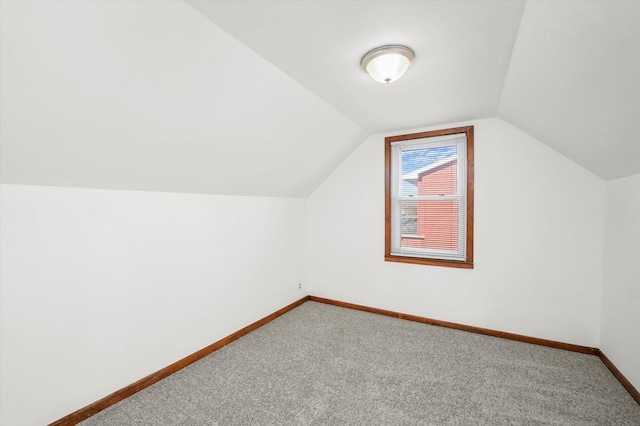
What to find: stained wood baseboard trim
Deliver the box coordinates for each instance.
[308,296,640,405]
[49,296,309,426]
[308,296,598,355]
[49,294,639,425]
[597,350,640,405]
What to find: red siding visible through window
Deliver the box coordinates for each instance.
[401,160,458,251]
[385,124,473,269]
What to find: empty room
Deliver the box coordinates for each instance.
[1,1,639,425]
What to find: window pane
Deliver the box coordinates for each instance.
[401,146,458,197]
[400,199,418,235]
[399,199,459,252]
[385,125,473,267]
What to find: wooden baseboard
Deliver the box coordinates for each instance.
[49,294,639,425]
[308,296,640,406]
[49,296,309,426]
[308,296,598,354]
[598,350,640,405]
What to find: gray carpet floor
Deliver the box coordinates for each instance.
[79,301,640,425]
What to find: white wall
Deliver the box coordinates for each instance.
[306,117,605,347]
[0,184,306,426]
[600,174,640,391]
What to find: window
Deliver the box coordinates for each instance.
[385,126,474,268]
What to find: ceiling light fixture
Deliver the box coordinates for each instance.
[361,45,415,84]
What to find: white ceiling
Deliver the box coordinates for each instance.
[0,0,364,197]
[186,0,525,132]
[499,1,639,180]
[1,1,638,198]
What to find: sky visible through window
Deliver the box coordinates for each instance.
[401,146,457,196]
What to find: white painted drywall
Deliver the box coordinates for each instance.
[306,117,605,347]
[0,184,306,426]
[600,174,640,391]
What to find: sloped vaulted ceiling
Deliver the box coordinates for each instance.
[186,0,526,132]
[498,1,639,180]
[0,0,365,197]
[187,0,639,181]
[1,1,638,198]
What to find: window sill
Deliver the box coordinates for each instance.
[385,255,474,269]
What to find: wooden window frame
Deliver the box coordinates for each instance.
[385,125,474,269]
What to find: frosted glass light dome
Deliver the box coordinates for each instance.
[361,45,415,84]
